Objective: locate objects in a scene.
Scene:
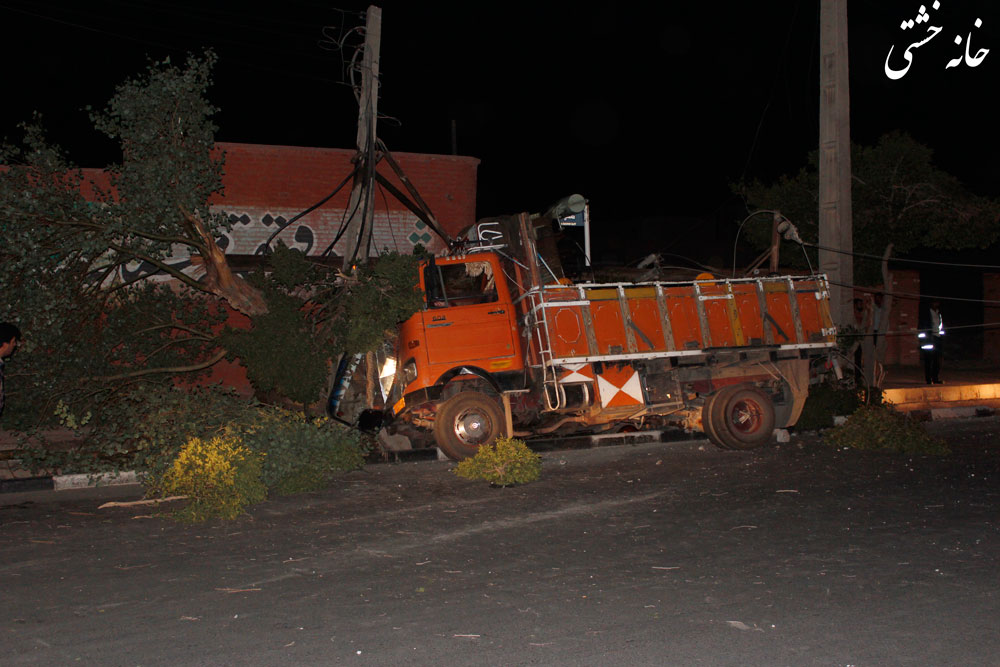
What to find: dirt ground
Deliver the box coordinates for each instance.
[2,418,999,666]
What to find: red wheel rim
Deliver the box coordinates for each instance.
[729,398,763,435]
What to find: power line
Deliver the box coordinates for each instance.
[739,3,799,184]
[825,279,1000,306]
[837,321,1000,338]
[802,241,1000,271]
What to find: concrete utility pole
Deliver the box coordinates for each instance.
[818,0,853,327]
[343,5,382,267]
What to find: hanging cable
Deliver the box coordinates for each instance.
[731,210,782,278]
[256,166,359,254]
[824,278,1000,306]
[837,321,1000,337]
[376,183,403,254]
[801,241,1000,271]
[319,177,366,259]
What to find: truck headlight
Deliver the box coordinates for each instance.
[378,356,397,402]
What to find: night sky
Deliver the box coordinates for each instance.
[2,0,997,265]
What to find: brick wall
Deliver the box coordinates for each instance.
[215,143,479,257]
[851,270,919,366]
[82,143,480,269]
[889,270,920,366]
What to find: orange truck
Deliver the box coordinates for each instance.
[376,208,837,460]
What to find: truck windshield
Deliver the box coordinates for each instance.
[425,261,497,309]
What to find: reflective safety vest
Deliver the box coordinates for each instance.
[917,311,945,350]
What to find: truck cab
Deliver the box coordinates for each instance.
[383,250,530,459]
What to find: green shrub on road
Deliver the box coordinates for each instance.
[795,380,863,431]
[240,410,367,494]
[453,437,542,487]
[152,434,266,522]
[824,403,949,455]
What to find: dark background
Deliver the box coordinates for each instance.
[2,0,997,267]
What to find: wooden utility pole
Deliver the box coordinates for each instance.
[343,5,382,267]
[818,0,853,327]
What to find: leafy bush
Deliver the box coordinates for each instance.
[19,385,368,496]
[17,384,257,476]
[824,404,950,455]
[151,434,266,522]
[453,437,542,487]
[795,381,863,431]
[219,288,330,408]
[330,252,424,355]
[240,409,367,494]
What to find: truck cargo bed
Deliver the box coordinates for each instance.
[525,275,836,367]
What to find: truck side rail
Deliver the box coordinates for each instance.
[525,274,836,372]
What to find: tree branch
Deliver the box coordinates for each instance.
[143,336,215,361]
[106,242,205,291]
[93,348,228,382]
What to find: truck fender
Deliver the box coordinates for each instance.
[433,365,501,395]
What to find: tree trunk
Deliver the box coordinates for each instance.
[186,207,268,316]
[863,243,893,390]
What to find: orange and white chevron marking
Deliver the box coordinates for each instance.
[596,364,644,407]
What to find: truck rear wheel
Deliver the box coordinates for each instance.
[710,385,775,450]
[701,392,729,449]
[433,391,505,461]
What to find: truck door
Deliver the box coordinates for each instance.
[421,259,517,367]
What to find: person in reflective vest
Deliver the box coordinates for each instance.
[917,300,945,384]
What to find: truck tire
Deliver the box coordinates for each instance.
[433,391,505,461]
[710,385,775,450]
[700,392,730,449]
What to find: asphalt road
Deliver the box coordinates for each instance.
[2,418,999,666]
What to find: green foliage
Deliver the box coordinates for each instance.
[735,132,1000,285]
[824,404,949,455]
[220,289,328,407]
[240,409,366,494]
[17,384,257,476]
[795,380,862,431]
[91,50,231,251]
[267,241,316,290]
[328,253,423,355]
[0,53,237,430]
[453,437,542,487]
[19,384,367,497]
[54,400,91,430]
[219,249,422,408]
[151,434,267,522]
[1,54,425,433]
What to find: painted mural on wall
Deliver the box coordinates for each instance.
[119,208,445,283]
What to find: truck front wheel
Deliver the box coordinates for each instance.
[433,392,505,460]
[709,385,775,450]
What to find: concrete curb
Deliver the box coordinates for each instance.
[1,470,142,494]
[52,471,142,491]
[907,406,997,422]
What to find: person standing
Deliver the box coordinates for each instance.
[920,301,945,384]
[0,322,22,419]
